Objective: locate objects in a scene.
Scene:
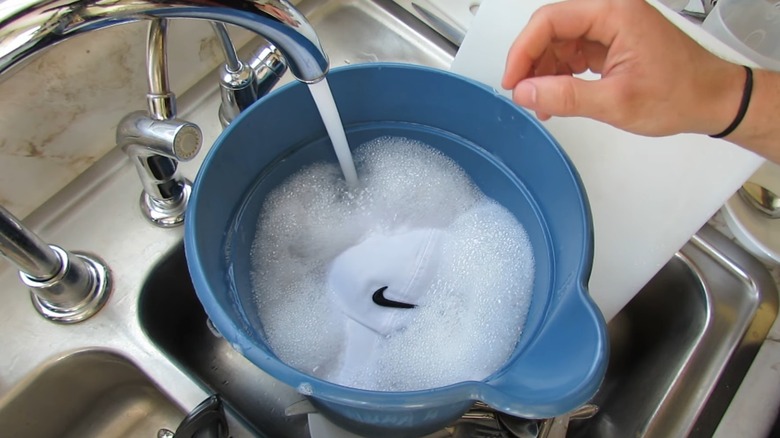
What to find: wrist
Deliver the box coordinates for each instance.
[724,69,780,162]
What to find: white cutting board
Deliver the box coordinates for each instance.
[451,0,764,321]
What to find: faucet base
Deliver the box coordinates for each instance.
[139,179,192,227]
[28,249,112,324]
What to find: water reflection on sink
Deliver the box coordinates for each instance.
[0,350,185,438]
[139,223,777,438]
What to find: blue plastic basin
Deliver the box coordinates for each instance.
[184,63,608,437]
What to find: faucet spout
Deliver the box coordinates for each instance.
[146,18,177,121]
[0,0,329,83]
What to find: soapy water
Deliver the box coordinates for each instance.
[250,136,535,391]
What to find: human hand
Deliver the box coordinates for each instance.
[501,0,745,138]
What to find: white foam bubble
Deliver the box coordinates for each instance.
[297,382,314,396]
[250,136,535,391]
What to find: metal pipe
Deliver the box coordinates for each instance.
[0,205,112,323]
[146,18,176,120]
[211,22,243,73]
[0,205,61,280]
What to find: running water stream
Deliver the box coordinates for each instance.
[307,79,359,187]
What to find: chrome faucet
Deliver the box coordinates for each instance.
[116,18,288,226]
[117,18,203,227]
[0,0,328,81]
[0,205,111,323]
[1,0,328,226]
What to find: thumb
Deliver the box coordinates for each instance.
[512,76,610,121]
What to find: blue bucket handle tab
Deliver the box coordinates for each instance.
[480,282,608,419]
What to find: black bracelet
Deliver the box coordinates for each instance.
[710,65,753,139]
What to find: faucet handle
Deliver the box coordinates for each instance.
[117,112,202,161]
[117,111,202,228]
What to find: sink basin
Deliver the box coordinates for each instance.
[570,225,778,438]
[0,350,185,437]
[140,245,307,437]
[139,224,777,437]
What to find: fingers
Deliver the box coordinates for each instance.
[534,48,559,77]
[501,0,617,89]
[580,41,608,73]
[499,0,737,137]
[511,75,612,122]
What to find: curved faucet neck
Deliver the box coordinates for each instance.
[0,0,329,82]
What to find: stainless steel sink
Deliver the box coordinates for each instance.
[0,0,777,437]
[0,350,185,437]
[139,244,308,437]
[569,225,778,438]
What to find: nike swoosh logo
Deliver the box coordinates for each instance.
[372,286,416,309]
